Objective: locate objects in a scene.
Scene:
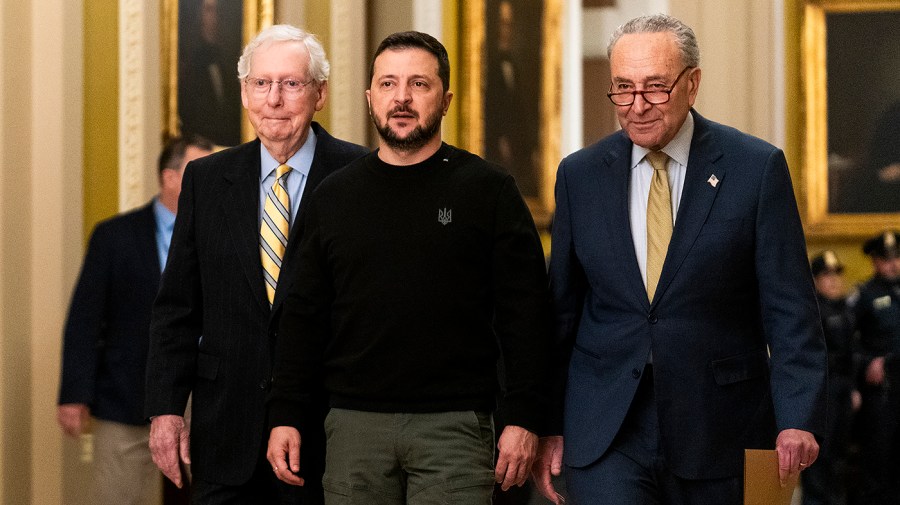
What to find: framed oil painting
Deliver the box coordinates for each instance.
[162,0,273,146]
[802,0,900,236]
[460,0,561,226]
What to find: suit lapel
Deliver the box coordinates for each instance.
[653,113,725,305]
[600,136,651,309]
[297,126,333,208]
[272,124,334,310]
[222,140,270,312]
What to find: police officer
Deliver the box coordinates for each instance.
[853,230,900,505]
[802,250,857,505]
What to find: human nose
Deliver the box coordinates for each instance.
[266,82,284,105]
[393,83,412,104]
[630,92,652,114]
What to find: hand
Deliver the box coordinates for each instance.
[531,436,564,504]
[267,426,305,486]
[495,425,538,491]
[776,429,819,487]
[865,357,886,386]
[57,403,90,437]
[149,415,191,488]
[851,390,862,412]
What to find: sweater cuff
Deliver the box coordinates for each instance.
[497,390,548,436]
[266,398,305,433]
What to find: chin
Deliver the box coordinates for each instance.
[390,129,416,140]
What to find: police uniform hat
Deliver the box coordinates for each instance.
[863,230,900,258]
[810,250,844,276]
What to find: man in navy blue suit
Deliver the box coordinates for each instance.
[57,135,212,505]
[533,14,827,504]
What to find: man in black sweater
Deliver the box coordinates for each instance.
[266,31,551,504]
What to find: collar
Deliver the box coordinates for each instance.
[152,197,176,229]
[259,126,317,179]
[630,111,695,169]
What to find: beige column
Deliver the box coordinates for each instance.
[120,0,163,210]
[413,0,443,37]
[329,0,369,146]
[0,1,33,502]
[1,0,85,503]
[31,0,86,498]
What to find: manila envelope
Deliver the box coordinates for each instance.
[744,449,798,505]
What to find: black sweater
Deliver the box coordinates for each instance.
[268,144,552,434]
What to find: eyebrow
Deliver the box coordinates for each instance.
[612,73,669,84]
[376,73,434,81]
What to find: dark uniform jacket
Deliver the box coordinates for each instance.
[854,276,900,375]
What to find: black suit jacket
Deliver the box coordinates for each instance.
[549,111,828,479]
[145,123,367,485]
[59,201,160,425]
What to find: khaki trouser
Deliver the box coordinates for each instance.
[91,419,162,505]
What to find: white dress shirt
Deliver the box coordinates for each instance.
[629,112,694,288]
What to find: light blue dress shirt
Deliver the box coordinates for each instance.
[258,127,317,226]
[153,198,177,270]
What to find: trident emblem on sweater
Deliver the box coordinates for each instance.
[438,208,452,225]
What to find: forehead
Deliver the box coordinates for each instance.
[372,47,440,79]
[610,32,682,79]
[250,40,310,76]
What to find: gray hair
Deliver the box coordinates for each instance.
[236,24,330,82]
[607,14,700,68]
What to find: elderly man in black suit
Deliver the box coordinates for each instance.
[145,24,367,505]
[58,135,213,505]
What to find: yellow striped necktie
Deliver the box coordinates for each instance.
[645,151,672,302]
[260,164,292,305]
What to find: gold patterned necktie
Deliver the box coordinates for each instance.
[645,151,672,302]
[260,164,292,305]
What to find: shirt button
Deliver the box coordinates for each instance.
[632,368,642,379]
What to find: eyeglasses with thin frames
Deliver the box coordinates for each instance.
[607,66,694,107]
[243,77,315,97]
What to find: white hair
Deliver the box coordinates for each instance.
[236,24,330,82]
[607,14,700,68]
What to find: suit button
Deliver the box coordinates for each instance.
[648,314,658,324]
[258,380,268,390]
[632,368,641,379]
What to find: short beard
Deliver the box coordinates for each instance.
[371,104,442,153]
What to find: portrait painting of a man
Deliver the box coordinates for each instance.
[825,10,900,214]
[177,0,244,146]
[483,0,543,198]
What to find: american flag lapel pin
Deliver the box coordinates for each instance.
[707,174,719,188]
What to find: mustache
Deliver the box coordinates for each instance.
[388,105,418,118]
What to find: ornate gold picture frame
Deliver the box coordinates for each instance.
[801,0,900,237]
[460,0,561,227]
[162,0,273,145]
